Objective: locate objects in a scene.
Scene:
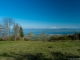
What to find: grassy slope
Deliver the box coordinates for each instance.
[0,41,80,60]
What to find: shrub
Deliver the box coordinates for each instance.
[24,37,31,41]
[16,37,20,40]
[9,36,15,41]
[0,38,4,41]
[59,36,71,40]
[49,35,59,41]
[49,35,71,41]
[78,33,80,40]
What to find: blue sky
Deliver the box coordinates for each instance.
[0,0,80,28]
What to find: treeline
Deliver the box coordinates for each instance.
[0,18,80,41]
[0,18,24,41]
[49,32,80,41]
[24,32,49,41]
[24,31,80,41]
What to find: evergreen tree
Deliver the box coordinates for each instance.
[78,33,80,40]
[74,31,79,40]
[19,26,24,37]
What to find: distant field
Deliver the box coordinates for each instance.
[0,41,80,60]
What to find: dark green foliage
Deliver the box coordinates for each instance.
[19,26,24,37]
[59,36,71,40]
[0,38,4,41]
[49,35,71,41]
[49,31,80,41]
[68,32,80,40]
[78,33,80,40]
[74,31,79,40]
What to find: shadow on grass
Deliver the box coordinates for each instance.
[51,52,80,60]
[0,52,80,60]
[0,52,52,60]
[77,49,80,53]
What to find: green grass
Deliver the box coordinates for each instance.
[0,41,80,60]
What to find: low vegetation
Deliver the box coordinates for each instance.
[49,32,80,41]
[0,41,80,60]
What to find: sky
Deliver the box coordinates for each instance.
[0,0,80,28]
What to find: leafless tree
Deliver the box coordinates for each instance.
[27,32,33,40]
[3,18,14,40]
[0,24,3,37]
[13,23,20,40]
[41,32,47,41]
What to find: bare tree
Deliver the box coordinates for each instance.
[3,18,14,40]
[41,32,47,41]
[13,23,20,41]
[0,24,4,38]
[0,22,8,39]
[27,32,33,40]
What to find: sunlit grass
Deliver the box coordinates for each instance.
[0,41,80,60]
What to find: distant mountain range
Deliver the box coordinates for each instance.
[24,27,80,29]
[23,28,80,35]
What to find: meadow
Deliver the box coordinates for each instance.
[0,41,80,60]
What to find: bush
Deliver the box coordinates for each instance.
[49,35,59,41]
[0,38,4,41]
[49,35,71,41]
[59,36,71,40]
[9,36,15,41]
[24,37,31,41]
[78,33,80,40]
[16,37,20,40]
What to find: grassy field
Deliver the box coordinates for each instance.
[0,41,80,60]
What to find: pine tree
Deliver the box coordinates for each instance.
[74,31,79,40]
[19,26,24,37]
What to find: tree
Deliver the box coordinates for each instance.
[78,33,80,40]
[27,32,33,40]
[13,23,20,40]
[74,31,79,40]
[3,18,14,40]
[41,32,47,41]
[0,24,5,38]
[19,26,24,37]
